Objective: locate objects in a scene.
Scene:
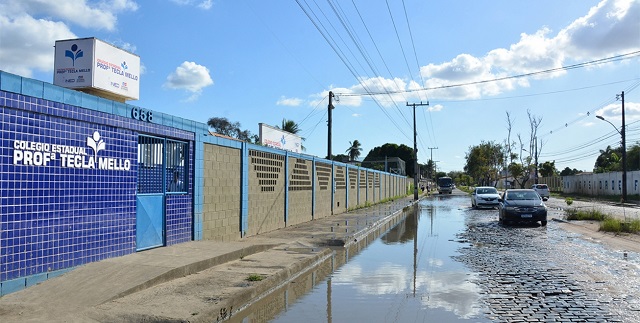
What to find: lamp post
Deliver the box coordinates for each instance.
[596,92,626,203]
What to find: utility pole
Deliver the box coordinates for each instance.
[428,147,438,180]
[407,101,429,201]
[620,91,627,203]
[534,137,538,184]
[327,91,335,160]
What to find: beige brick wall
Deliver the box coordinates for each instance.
[314,162,332,218]
[348,168,358,209]
[334,165,347,215]
[380,173,388,200]
[366,171,374,203]
[287,157,313,226]
[202,144,241,242]
[359,169,367,206]
[248,150,286,235]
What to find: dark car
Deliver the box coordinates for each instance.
[498,189,548,226]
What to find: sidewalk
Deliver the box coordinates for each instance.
[0,196,420,322]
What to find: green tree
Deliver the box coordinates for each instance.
[559,167,581,176]
[362,143,415,176]
[207,117,259,143]
[464,141,504,186]
[280,118,300,134]
[345,140,363,161]
[539,161,557,177]
[594,145,622,173]
[278,118,306,151]
[332,154,351,162]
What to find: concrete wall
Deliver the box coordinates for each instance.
[202,144,241,241]
[561,170,640,197]
[334,165,347,215]
[314,161,333,219]
[247,150,286,235]
[348,167,358,209]
[287,157,313,226]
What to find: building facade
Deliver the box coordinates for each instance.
[0,71,409,295]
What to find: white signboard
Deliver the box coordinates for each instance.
[259,123,303,153]
[54,38,140,101]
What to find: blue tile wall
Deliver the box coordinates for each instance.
[0,88,195,283]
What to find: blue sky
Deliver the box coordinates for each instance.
[1,0,639,173]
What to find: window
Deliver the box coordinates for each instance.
[137,136,188,194]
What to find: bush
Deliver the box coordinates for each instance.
[565,208,608,221]
[600,218,622,232]
[565,197,573,206]
[599,218,640,233]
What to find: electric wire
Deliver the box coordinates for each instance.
[335,51,640,97]
[295,0,414,142]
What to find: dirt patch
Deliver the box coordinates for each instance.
[554,219,640,254]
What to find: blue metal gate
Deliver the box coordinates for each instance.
[135,135,189,251]
[136,136,165,251]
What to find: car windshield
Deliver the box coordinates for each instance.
[478,188,498,194]
[537,185,548,189]
[506,191,540,200]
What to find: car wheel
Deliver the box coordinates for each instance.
[541,220,547,226]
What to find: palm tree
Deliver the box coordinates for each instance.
[280,119,300,134]
[346,140,362,161]
[279,119,306,151]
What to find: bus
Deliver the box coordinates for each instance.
[437,176,454,194]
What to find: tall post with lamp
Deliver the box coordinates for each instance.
[596,91,626,203]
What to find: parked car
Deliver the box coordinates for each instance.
[498,189,548,226]
[471,186,500,209]
[531,184,550,200]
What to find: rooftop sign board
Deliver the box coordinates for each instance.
[259,123,303,153]
[54,37,140,101]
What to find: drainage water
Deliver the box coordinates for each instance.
[233,196,489,322]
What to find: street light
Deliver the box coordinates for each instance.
[596,109,626,203]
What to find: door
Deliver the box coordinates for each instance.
[136,136,165,251]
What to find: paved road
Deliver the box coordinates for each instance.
[455,196,640,322]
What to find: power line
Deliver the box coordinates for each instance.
[335,51,640,97]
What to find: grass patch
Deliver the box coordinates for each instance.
[246,274,264,282]
[565,208,608,221]
[600,218,640,233]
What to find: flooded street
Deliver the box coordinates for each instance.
[231,194,640,322]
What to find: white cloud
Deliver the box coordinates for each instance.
[352,113,362,117]
[595,101,640,123]
[336,0,639,104]
[164,61,214,101]
[170,0,213,10]
[0,0,138,77]
[276,96,303,106]
[428,104,444,112]
[558,0,640,60]
[0,14,75,77]
[309,88,362,108]
[1,0,138,31]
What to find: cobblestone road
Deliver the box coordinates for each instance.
[454,205,640,322]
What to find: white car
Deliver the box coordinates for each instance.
[531,184,550,201]
[471,186,501,209]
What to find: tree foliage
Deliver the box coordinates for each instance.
[593,143,640,173]
[560,167,582,176]
[362,143,415,176]
[539,161,557,177]
[207,117,259,143]
[464,141,504,186]
[345,140,363,161]
[594,145,622,173]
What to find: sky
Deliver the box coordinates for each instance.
[0,0,639,174]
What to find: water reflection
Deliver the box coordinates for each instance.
[231,197,488,323]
